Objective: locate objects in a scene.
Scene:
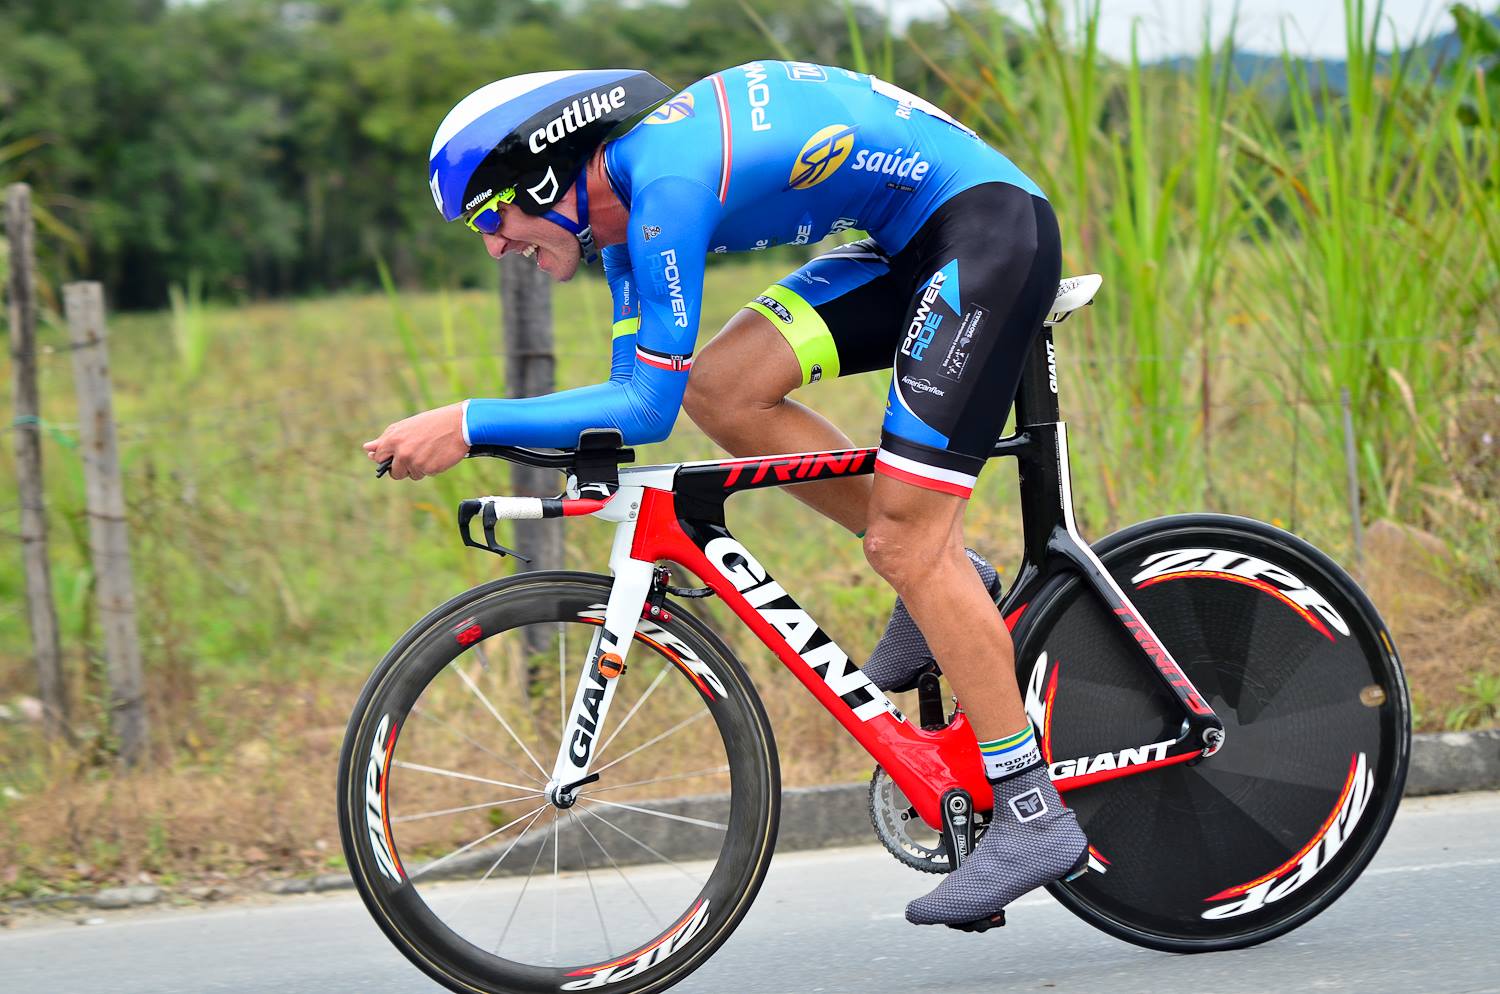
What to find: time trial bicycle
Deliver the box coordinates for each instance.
[338,274,1409,994]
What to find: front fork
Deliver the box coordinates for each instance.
[545,487,654,806]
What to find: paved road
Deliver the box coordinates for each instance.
[5,791,1498,994]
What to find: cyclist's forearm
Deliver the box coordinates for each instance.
[463,371,683,448]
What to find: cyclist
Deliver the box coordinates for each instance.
[364,62,1085,930]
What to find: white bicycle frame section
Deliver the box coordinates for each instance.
[469,465,682,804]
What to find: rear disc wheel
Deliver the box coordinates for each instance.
[1014,514,1409,951]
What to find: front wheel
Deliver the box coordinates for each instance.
[337,572,780,994]
[1013,514,1410,952]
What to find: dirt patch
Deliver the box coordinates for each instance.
[1362,520,1500,730]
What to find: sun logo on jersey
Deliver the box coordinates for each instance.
[645,92,695,124]
[787,124,857,190]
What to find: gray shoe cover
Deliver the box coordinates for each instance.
[905,765,1088,927]
[863,548,1001,693]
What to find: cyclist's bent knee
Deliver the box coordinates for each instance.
[684,309,800,428]
[863,516,957,590]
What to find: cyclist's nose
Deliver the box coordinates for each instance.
[482,232,507,260]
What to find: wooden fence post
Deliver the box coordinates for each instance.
[500,255,564,574]
[500,256,563,667]
[62,282,148,766]
[6,183,71,741]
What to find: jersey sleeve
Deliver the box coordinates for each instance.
[463,176,723,448]
[602,243,638,382]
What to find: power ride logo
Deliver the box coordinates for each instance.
[646,91,695,125]
[788,124,856,190]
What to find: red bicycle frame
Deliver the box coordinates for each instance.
[460,302,1223,832]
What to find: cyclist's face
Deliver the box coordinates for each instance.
[480,204,581,282]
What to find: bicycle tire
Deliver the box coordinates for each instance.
[337,571,780,994]
[1012,514,1409,952]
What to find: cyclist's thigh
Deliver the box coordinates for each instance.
[738,238,910,388]
[877,182,1062,498]
[690,307,805,406]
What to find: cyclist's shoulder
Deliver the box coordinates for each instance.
[606,78,724,202]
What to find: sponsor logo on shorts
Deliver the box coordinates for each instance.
[788,124,857,190]
[901,271,947,361]
[645,91,695,124]
[900,375,945,396]
[940,305,987,382]
[830,216,860,233]
[642,224,661,241]
[755,295,793,324]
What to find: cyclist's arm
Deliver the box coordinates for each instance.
[464,176,721,448]
[603,243,640,383]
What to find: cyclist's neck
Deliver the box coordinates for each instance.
[584,147,630,251]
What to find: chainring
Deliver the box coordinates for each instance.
[868,766,988,874]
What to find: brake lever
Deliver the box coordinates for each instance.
[457,499,532,562]
[376,456,393,478]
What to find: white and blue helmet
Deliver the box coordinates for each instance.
[429,69,671,224]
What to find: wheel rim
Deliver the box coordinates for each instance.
[345,582,771,992]
[1023,525,1408,945]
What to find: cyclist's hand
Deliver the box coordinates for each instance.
[364,403,468,481]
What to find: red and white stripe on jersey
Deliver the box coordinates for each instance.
[636,345,694,372]
[874,447,977,498]
[710,74,732,204]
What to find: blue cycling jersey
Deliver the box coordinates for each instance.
[464,61,1044,449]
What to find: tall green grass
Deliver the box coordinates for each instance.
[909,0,1497,569]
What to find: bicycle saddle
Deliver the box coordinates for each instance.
[1045,274,1103,326]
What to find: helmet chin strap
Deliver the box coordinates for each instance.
[542,169,598,265]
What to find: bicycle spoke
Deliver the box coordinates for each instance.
[444,805,549,923]
[394,760,539,794]
[594,663,672,764]
[592,710,710,779]
[570,811,613,958]
[581,796,728,832]
[575,804,704,886]
[573,806,663,931]
[393,795,546,824]
[453,662,549,780]
[496,808,557,954]
[410,801,550,881]
[551,811,560,960]
[588,765,731,795]
[412,701,547,788]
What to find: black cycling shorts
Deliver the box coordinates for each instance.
[745,181,1061,497]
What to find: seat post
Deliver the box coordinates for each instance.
[1013,327,1060,428]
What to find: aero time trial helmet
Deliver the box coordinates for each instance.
[429,70,671,259]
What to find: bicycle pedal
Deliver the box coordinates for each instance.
[947,911,1006,933]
